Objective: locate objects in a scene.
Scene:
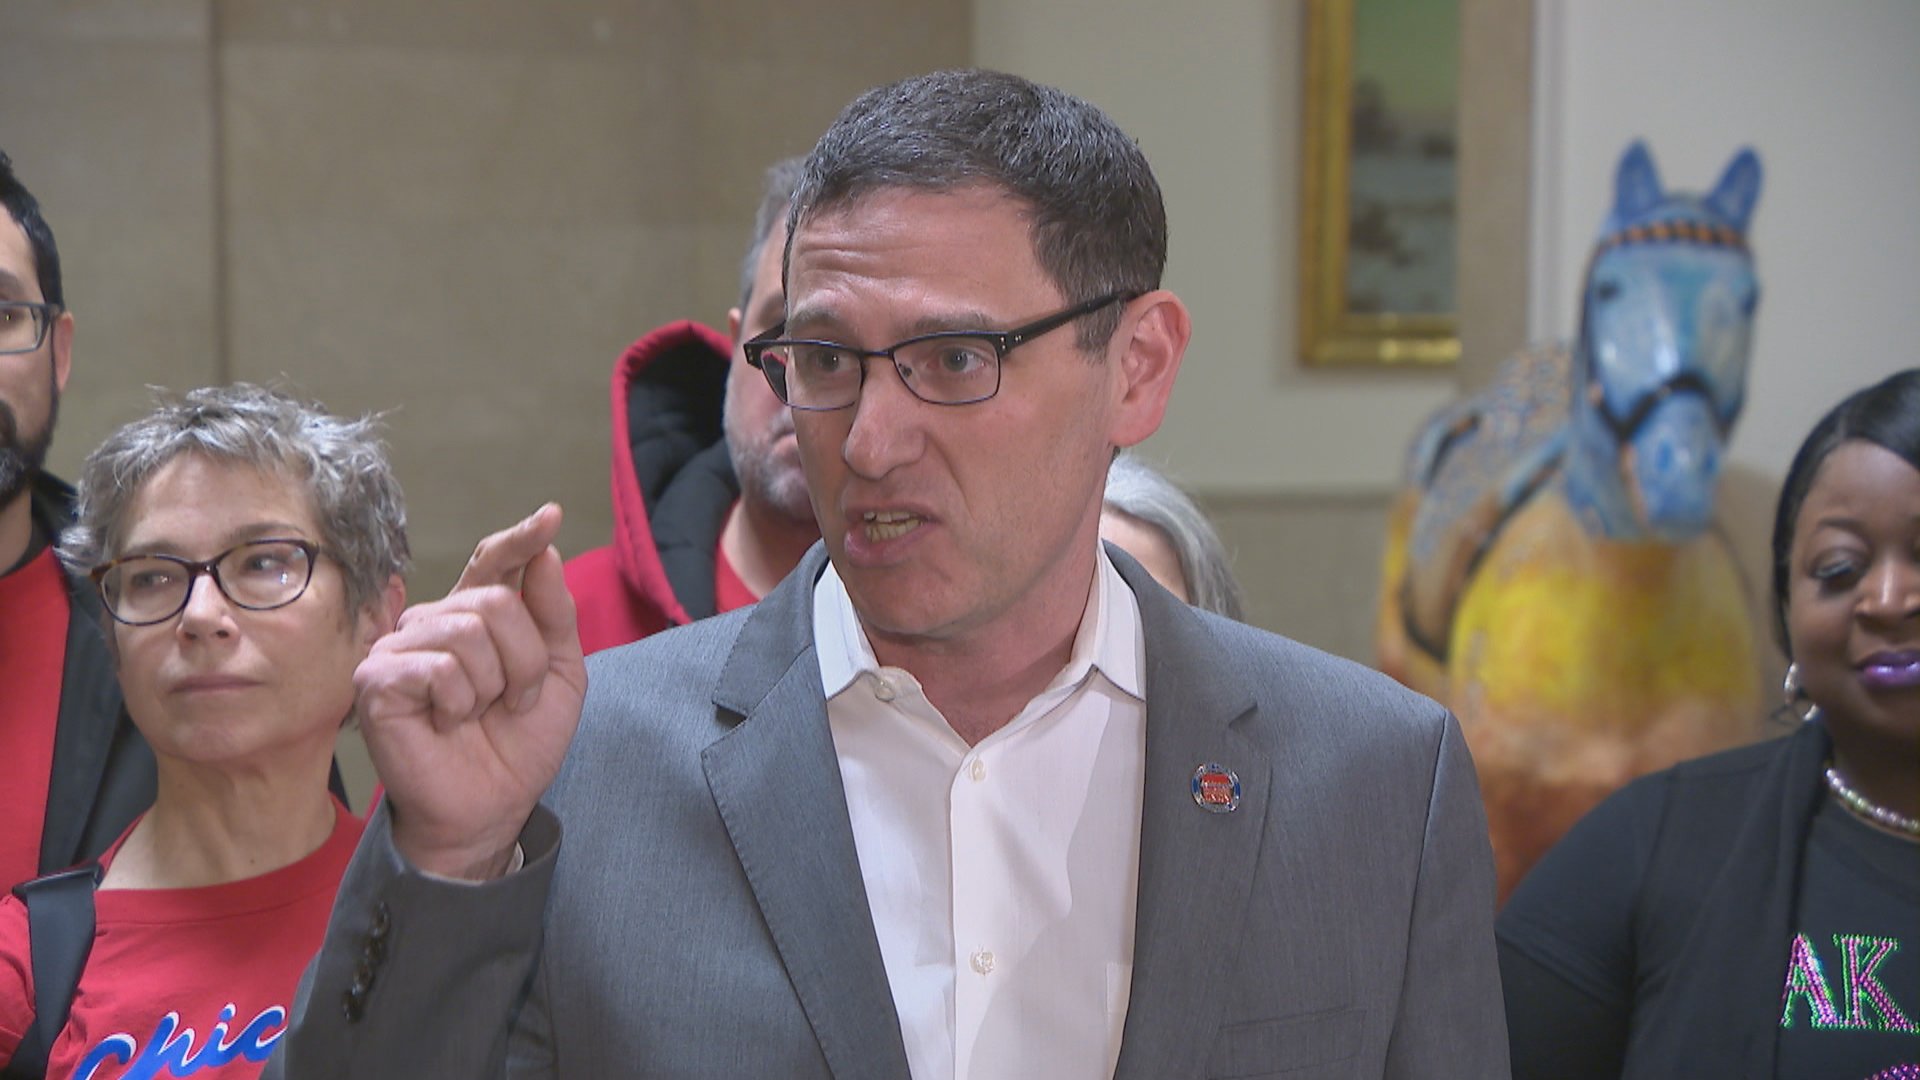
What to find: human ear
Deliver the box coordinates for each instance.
[1108,290,1190,449]
[359,574,408,647]
[51,309,73,392]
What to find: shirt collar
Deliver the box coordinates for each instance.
[813,545,1145,703]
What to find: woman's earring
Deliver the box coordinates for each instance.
[1782,662,1821,723]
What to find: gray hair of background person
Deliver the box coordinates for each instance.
[787,68,1167,353]
[0,149,64,308]
[737,156,806,313]
[1106,454,1246,621]
[60,383,411,614]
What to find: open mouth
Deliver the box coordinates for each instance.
[862,511,921,542]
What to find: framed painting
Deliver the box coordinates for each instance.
[1299,0,1461,366]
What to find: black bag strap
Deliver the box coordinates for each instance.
[2,863,101,1080]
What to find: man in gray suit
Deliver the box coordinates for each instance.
[272,69,1507,1078]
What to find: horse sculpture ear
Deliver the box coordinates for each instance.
[1613,140,1664,221]
[1705,148,1763,233]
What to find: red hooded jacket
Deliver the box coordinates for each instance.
[564,321,741,654]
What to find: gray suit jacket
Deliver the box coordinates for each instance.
[270,546,1507,1078]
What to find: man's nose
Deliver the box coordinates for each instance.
[841,356,926,480]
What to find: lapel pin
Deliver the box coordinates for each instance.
[1191,763,1240,813]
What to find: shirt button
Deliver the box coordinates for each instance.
[968,759,987,782]
[970,949,995,975]
[873,678,896,702]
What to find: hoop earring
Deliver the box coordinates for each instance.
[1782,662,1822,723]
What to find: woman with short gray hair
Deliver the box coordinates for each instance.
[0,383,408,1078]
[61,384,409,615]
[1101,453,1246,620]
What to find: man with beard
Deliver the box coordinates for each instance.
[0,150,154,888]
[565,158,819,652]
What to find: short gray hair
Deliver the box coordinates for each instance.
[60,383,410,614]
[789,69,1168,353]
[1105,454,1244,620]
[737,156,805,314]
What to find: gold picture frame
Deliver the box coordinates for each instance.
[1299,0,1461,366]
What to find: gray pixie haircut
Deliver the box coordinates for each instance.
[1105,454,1245,621]
[788,68,1168,352]
[737,156,806,314]
[60,383,410,614]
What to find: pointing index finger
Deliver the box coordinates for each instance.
[454,503,565,594]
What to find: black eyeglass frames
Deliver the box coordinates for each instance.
[742,290,1139,411]
[0,301,63,355]
[91,538,323,626]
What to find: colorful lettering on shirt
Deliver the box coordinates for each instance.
[1841,937,1919,1034]
[1782,933,1918,1034]
[72,1002,287,1080]
[1783,933,1845,1029]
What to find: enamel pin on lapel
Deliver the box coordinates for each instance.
[1191,763,1241,813]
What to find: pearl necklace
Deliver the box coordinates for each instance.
[1824,765,1920,839]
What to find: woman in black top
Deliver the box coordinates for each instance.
[1498,369,1920,1079]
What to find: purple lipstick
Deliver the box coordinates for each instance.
[1858,651,1920,691]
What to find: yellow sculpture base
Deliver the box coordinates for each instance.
[1379,491,1761,900]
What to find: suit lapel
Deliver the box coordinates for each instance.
[702,546,910,1079]
[700,545,1271,1077]
[1110,552,1271,1080]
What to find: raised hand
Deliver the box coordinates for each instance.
[352,504,587,879]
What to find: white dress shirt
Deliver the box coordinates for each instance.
[815,550,1147,1080]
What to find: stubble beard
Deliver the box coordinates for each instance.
[725,394,816,531]
[737,451,815,529]
[0,367,58,508]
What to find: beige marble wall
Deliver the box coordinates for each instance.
[213,0,970,592]
[0,0,221,456]
[1456,0,1534,387]
[8,0,968,597]
[5,1,967,807]
[1202,491,1394,664]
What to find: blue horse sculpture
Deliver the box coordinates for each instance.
[1376,142,1765,898]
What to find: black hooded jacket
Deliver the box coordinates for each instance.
[17,472,154,878]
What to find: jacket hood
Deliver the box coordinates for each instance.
[567,321,736,649]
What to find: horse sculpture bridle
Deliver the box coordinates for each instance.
[1576,217,1751,446]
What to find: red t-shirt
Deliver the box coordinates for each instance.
[713,536,759,615]
[0,800,364,1079]
[0,548,71,888]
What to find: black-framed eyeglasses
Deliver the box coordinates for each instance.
[91,539,323,626]
[743,290,1139,411]
[0,301,63,355]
